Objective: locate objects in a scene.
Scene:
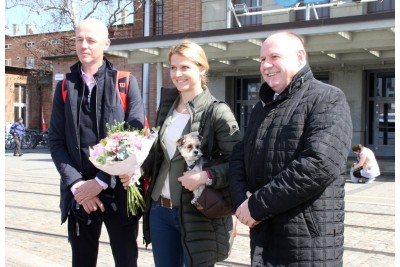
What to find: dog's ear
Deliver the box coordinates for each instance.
[176,137,185,148]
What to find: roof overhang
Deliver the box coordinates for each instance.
[107,12,395,74]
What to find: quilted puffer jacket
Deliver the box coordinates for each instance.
[229,64,353,266]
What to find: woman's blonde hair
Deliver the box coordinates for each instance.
[168,40,209,90]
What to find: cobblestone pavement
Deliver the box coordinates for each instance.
[4,149,396,266]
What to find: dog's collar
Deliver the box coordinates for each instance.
[187,158,201,170]
[188,162,197,170]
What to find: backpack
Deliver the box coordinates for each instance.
[61,71,150,132]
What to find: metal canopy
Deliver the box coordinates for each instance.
[107,12,395,75]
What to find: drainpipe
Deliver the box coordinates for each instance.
[156,62,162,108]
[142,0,150,116]
[226,0,232,28]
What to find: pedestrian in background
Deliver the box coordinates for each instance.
[48,18,145,267]
[352,144,380,183]
[229,32,353,266]
[9,117,25,157]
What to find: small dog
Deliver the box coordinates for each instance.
[176,132,205,204]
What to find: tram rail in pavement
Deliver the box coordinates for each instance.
[4,149,395,266]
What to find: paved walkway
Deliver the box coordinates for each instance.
[4,149,396,266]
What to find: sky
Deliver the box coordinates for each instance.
[5,6,44,35]
[5,3,135,36]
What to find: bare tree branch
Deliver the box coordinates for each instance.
[6,0,152,32]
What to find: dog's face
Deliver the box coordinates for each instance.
[177,133,203,162]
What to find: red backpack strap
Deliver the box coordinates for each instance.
[116,71,131,112]
[61,78,68,103]
[116,70,150,134]
[144,116,150,136]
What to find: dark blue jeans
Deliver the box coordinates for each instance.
[149,200,214,267]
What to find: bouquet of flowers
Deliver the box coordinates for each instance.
[89,121,157,216]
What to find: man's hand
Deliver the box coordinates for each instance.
[119,168,143,190]
[74,179,103,205]
[81,196,105,214]
[178,171,208,191]
[235,191,260,228]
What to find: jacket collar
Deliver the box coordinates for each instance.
[259,64,313,106]
[186,89,213,115]
[69,57,114,74]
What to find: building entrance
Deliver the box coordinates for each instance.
[366,71,395,157]
[234,77,261,136]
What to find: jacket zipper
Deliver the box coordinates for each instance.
[93,78,100,138]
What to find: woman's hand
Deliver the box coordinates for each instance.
[178,170,208,191]
[119,168,143,190]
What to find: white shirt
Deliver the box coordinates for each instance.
[161,109,190,198]
[360,147,381,179]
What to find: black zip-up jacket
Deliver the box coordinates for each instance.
[229,65,353,266]
[49,58,145,224]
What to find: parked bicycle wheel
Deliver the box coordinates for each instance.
[41,130,49,148]
[5,134,16,150]
[24,132,37,149]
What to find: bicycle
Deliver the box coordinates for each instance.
[5,133,16,150]
[31,130,49,148]
[23,130,37,149]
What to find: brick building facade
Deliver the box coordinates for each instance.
[4,14,147,129]
[4,0,395,156]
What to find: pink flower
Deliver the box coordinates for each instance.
[104,138,119,153]
[90,144,106,157]
[128,135,142,150]
[110,132,123,142]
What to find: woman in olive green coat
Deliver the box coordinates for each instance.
[122,40,241,267]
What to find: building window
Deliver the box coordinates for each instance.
[153,0,163,35]
[368,0,395,13]
[26,57,35,68]
[14,84,27,124]
[25,41,35,48]
[50,39,60,45]
[5,44,11,49]
[234,0,262,27]
[5,59,12,66]
[296,2,330,21]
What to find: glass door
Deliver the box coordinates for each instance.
[235,77,261,136]
[367,71,395,157]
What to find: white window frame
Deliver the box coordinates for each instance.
[14,84,29,128]
[5,59,12,66]
[26,57,35,68]
[25,41,36,48]
[50,39,60,45]
[5,44,12,49]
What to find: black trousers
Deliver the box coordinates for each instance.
[14,136,22,155]
[353,167,365,178]
[68,212,139,267]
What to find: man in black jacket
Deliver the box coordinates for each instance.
[48,18,145,267]
[230,32,352,266]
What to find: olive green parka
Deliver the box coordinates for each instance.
[142,88,241,267]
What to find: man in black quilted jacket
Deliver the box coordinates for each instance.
[229,31,352,266]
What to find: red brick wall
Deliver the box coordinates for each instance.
[5,1,203,130]
[5,69,52,130]
[163,0,202,34]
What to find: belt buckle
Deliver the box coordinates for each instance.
[160,196,172,209]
